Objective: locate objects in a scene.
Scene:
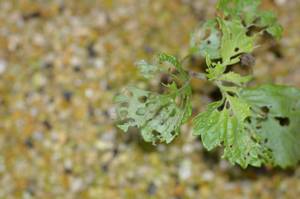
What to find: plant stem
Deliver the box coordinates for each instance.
[188,71,207,80]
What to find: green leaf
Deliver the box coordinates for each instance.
[194,84,300,168]
[258,11,283,40]
[217,0,283,39]
[219,18,255,65]
[190,20,221,59]
[259,11,277,26]
[193,101,226,150]
[227,96,252,122]
[116,52,193,144]
[266,24,283,40]
[241,84,300,168]
[136,60,160,79]
[217,0,261,24]
[158,53,181,69]
[191,0,282,72]
[206,63,226,80]
[222,114,267,168]
[193,97,269,168]
[225,96,268,168]
[116,86,192,144]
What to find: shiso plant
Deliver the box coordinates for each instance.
[115,0,300,169]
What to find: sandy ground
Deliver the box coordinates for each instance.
[0,0,299,198]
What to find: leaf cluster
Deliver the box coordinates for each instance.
[115,0,300,168]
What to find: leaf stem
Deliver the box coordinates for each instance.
[188,71,207,80]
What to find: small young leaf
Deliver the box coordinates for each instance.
[258,11,283,40]
[206,63,226,80]
[136,60,160,79]
[266,24,283,40]
[158,53,181,69]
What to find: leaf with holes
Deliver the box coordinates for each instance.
[217,0,260,22]
[193,96,270,168]
[193,101,225,150]
[218,18,255,65]
[241,84,300,168]
[217,0,261,26]
[190,19,221,59]
[115,85,192,144]
[217,0,283,39]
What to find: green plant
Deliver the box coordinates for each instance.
[115,0,300,169]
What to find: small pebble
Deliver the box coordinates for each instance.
[70,178,84,192]
[179,159,192,180]
[0,59,7,74]
[63,91,73,102]
[24,137,34,149]
[275,0,287,6]
[202,170,215,182]
[147,182,157,195]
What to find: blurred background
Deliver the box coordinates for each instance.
[0,0,300,198]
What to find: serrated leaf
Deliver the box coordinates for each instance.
[217,0,261,20]
[241,84,300,168]
[266,24,283,40]
[158,53,181,69]
[193,101,226,150]
[217,0,283,40]
[116,84,192,144]
[223,115,266,168]
[193,97,268,168]
[217,0,261,24]
[227,96,252,122]
[218,18,255,65]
